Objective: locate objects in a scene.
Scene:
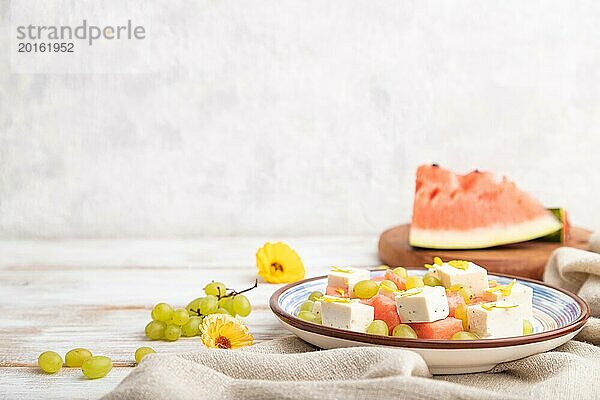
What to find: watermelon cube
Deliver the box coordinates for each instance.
[409,317,463,340]
[384,270,406,291]
[446,291,466,317]
[325,285,349,298]
[365,294,401,334]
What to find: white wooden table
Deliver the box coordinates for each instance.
[0,237,378,399]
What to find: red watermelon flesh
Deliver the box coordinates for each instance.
[446,291,485,317]
[410,164,562,249]
[409,317,463,340]
[384,270,406,291]
[365,294,401,334]
[325,285,349,298]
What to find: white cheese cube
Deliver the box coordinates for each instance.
[311,301,322,318]
[320,299,374,332]
[327,267,371,297]
[483,282,533,319]
[467,302,524,338]
[394,286,449,323]
[437,261,489,296]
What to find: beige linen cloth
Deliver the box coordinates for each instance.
[105,233,600,400]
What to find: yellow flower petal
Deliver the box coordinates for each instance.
[256,242,305,283]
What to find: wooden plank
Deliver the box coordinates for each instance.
[0,238,378,399]
[378,224,592,279]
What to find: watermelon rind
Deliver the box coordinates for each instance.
[409,214,562,249]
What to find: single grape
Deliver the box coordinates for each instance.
[297,310,319,323]
[353,280,379,299]
[366,320,389,336]
[423,273,442,287]
[134,347,156,364]
[299,300,314,312]
[523,319,534,335]
[451,331,479,340]
[170,308,190,326]
[393,267,408,278]
[232,295,252,317]
[308,291,323,301]
[152,303,173,322]
[216,307,232,315]
[181,316,202,337]
[218,297,234,314]
[454,303,469,330]
[379,280,398,292]
[405,276,425,290]
[392,324,418,339]
[82,356,112,379]
[199,296,219,315]
[164,324,182,341]
[204,281,227,297]
[38,351,63,374]
[145,320,166,340]
[186,297,203,316]
[65,348,92,367]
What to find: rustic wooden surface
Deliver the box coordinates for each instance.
[0,237,378,399]
[378,224,592,279]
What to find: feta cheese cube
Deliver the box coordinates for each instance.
[437,261,489,296]
[467,302,524,338]
[327,267,371,297]
[394,286,449,323]
[311,301,322,318]
[320,299,374,332]
[483,281,533,319]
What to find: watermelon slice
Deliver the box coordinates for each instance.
[409,317,463,340]
[409,164,562,249]
[365,294,401,334]
[325,285,349,298]
[384,270,406,291]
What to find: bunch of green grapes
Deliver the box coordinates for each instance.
[145,281,255,342]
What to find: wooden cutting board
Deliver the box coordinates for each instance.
[378,224,592,280]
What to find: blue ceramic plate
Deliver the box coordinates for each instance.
[270,269,589,374]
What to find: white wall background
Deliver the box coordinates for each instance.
[1,1,599,238]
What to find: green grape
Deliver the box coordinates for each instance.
[164,324,182,341]
[423,273,442,287]
[218,297,234,314]
[204,281,227,297]
[366,320,389,336]
[134,347,156,364]
[145,320,166,340]
[352,280,379,299]
[392,324,418,339]
[65,348,92,367]
[38,351,63,374]
[299,300,314,312]
[232,295,252,317]
[451,331,479,340]
[216,307,232,315]
[523,319,533,335]
[186,297,203,316]
[454,303,469,330]
[379,280,398,292]
[297,310,319,323]
[152,303,173,322]
[308,291,323,301]
[82,356,112,379]
[405,276,425,290]
[199,295,218,315]
[170,308,190,326]
[181,316,202,337]
[393,267,408,278]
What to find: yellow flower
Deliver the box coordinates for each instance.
[200,314,254,349]
[256,242,305,283]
